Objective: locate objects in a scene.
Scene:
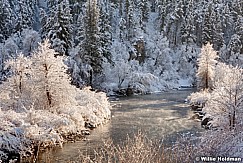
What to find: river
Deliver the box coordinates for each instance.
[38,89,202,162]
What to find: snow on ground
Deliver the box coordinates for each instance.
[0,89,111,161]
[178,79,193,88]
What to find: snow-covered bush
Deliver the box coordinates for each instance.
[0,40,111,159]
[129,72,164,93]
[187,90,211,107]
[22,29,41,55]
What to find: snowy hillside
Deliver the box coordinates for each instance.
[0,0,242,94]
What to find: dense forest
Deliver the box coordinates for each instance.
[0,0,242,94]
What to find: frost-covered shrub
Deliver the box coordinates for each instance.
[0,40,111,158]
[187,90,211,106]
[2,38,19,60]
[203,64,243,129]
[129,72,163,93]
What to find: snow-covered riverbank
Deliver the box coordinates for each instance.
[0,87,111,162]
[0,41,111,162]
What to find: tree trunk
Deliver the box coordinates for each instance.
[44,63,52,107]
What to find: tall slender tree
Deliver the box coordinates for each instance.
[82,0,102,74]
[0,0,13,42]
[197,43,218,90]
[45,0,72,56]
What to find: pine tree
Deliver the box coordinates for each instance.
[221,3,233,45]
[234,15,243,55]
[40,8,49,39]
[15,0,35,31]
[126,0,135,40]
[81,0,102,75]
[139,0,149,30]
[212,10,224,50]
[75,10,86,46]
[180,7,196,46]
[99,1,112,63]
[158,0,169,32]
[165,0,184,46]
[202,3,214,45]
[0,0,13,42]
[45,0,72,56]
[197,43,218,90]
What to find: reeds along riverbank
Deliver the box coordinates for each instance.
[79,131,197,163]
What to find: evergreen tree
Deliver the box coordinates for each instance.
[202,3,214,45]
[46,0,72,56]
[139,0,149,30]
[221,3,233,45]
[99,0,112,62]
[234,16,243,54]
[158,0,169,32]
[0,0,13,42]
[212,10,224,50]
[40,8,49,39]
[125,0,135,40]
[180,7,196,46]
[82,0,102,74]
[75,10,86,46]
[15,0,35,31]
[165,0,184,46]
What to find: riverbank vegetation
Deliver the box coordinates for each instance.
[0,41,111,161]
[187,43,243,157]
[80,132,196,163]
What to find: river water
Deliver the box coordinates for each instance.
[38,89,202,162]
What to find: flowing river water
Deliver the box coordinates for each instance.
[38,89,202,162]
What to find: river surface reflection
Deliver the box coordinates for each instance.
[38,89,202,162]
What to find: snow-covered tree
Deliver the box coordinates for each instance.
[180,11,196,46]
[0,39,111,159]
[0,53,31,111]
[125,0,136,40]
[0,40,78,112]
[82,0,102,75]
[0,0,13,42]
[22,29,41,55]
[45,0,72,56]
[99,1,112,63]
[31,41,76,110]
[202,3,214,46]
[138,0,149,30]
[2,38,19,60]
[212,10,224,50]
[15,0,35,31]
[196,43,218,90]
[204,63,243,129]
